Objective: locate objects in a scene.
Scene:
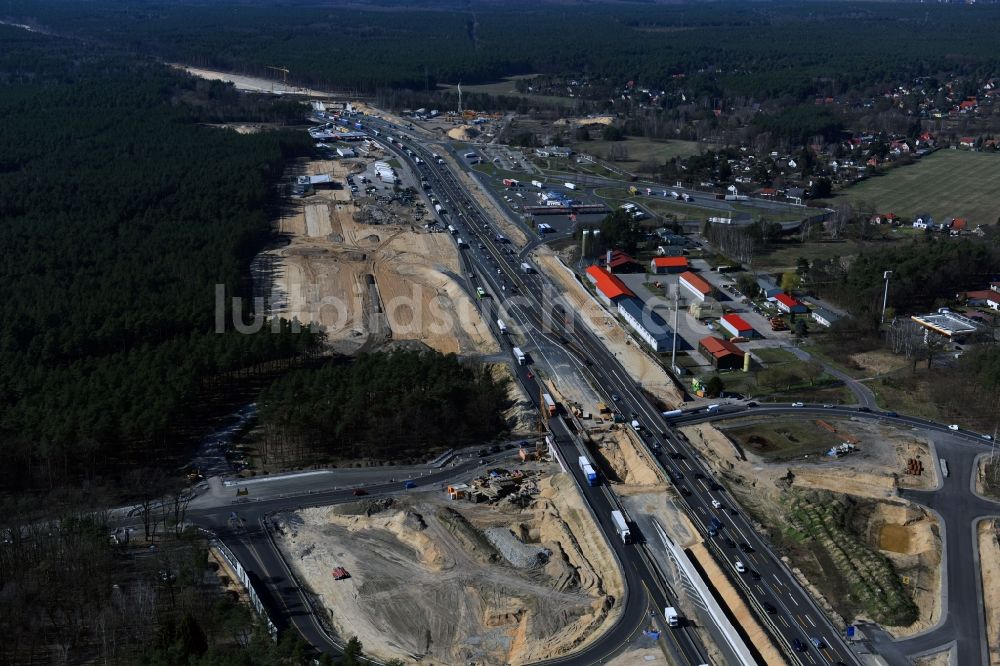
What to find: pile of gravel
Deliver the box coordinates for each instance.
[483,527,549,569]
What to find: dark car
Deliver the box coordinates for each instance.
[792,638,807,652]
[695,472,705,480]
[724,537,737,548]
[709,482,723,491]
[858,406,871,412]
[884,411,898,417]
[747,401,758,407]
[352,488,368,496]
[739,542,755,553]
[762,602,777,614]
[679,486,691,497]
[749,569,761,580]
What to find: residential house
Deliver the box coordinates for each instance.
[811,307,841,327]
[871,213,899,225]
[912,214,934,229]
[602,250,642,274]
[775,293,808,314]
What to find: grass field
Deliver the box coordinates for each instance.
[572,136,703,165]
[719,417,848,460]
[438,76,576,107]
[837,150,1000,227]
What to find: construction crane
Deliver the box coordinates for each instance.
[265,66,289,86]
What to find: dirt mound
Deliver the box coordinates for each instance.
[447,124,479,141]
[593,427,661,488]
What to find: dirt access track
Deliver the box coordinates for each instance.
[273,468,623,665]
[261,158,497,356]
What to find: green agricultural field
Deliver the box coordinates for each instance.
[838,150,1000,227]
[573,137,703,165]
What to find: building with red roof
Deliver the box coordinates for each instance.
[774,293,808,314]
[699,336,746,370]
[602,249,642,274]
[678,271,713,302]
[720,313,755,339]
[650,256,689,274]
[585,265,634,306]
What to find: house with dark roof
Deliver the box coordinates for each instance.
[602,250,642,274]
[699,336,745,370]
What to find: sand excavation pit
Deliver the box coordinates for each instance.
[862,501,941,637]
[533,247,683,408]
[273,469,623,665]
[261,158,497,356]
[589,426,663,490]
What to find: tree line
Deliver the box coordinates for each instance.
[257,350,510,465]
[0,26,323,493]
[10,1,1000,106]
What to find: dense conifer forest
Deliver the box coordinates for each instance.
[8,0,1000,102]
[0,26,321,492]
[257,351,510,463]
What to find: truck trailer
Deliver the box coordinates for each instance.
[664,607,680,627]
[542,393,556,417]
[520,262,534,274]
[496,319,508,334]
[512,347,527,365]
[611,510,631,544]
[564,182,577,190]
[662,409,683,419]
[578,456,598,486]
[531,180,543,188]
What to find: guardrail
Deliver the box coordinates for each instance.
[210,536,278,639]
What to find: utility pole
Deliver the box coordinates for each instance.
[671,287,680,373]
[880,270,892,325]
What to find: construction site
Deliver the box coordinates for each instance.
[254,154,497,357]
[272,456,625,665]
[680,417,944,636]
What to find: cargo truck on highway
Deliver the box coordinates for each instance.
[662,409,683,419]
[513,347,527,365]
[531,180,543,188]
[497,319,508,334]
[664,607,680,627]
[578,456,598,486]
[434,203,445,214]
[542,393,556,416]
[611,510,631,544]
[521,262,534,274]
[564,182,577,190]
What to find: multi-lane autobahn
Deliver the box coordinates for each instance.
[365,115,864,666]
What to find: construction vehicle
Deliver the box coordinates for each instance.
[769,316,788,331]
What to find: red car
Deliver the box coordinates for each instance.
[352,488,368,496]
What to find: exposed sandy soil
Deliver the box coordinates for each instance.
[261,158,497,356]
[687,542,785,666]
[863,502,942,637]
[273,469,623,665]
[680,422,943,638]
[605,647,667,665]
[174,64,330,97]
[979,519,1000,666]
[913,650,953,666]
[494,364,539,436]
[533,247,684,409]
[589,425,663,489]
[448,124,480,141]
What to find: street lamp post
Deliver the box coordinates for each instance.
[880,270,892,325]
